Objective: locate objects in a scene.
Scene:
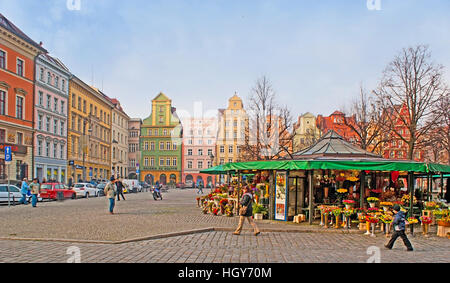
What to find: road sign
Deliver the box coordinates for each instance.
[5,146,12,162]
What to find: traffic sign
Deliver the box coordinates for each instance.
[4,146,12,162]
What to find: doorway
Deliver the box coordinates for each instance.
[288,177,307,220]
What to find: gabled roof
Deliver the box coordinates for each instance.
[292,130,381,160]
[0,13,47,53]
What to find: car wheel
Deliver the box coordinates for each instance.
[72,194,76,200]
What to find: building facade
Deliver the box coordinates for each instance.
[316,111,358,143]
[128,118,142,179]
[0,14,47,182]
[67,77,113,184]
[33,54,70,183]
[140,93,182,185]
[109,98,129,179]
[182,117,217,187]
[293,112,321,152]
[215,94,248,166]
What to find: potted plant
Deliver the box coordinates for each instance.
[367,197,379,208]
[421,216,433,237]
[253,204,268,220]
[380,201,393,212]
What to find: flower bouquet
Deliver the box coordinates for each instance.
[333,208,342,228]
[424,201,439,211]
[401,195,417,206]
[367,197,379,208]
[347,176,359,182]
[421,216,433,236]
[366,216,379,237]
[380,214,393,236]
[407,217,418,225]
[343,199,356,209]
[225,204,234,217]
[212,207,220,216]
[433,209,449,220]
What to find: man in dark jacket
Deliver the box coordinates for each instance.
[385,205,413,251]
[233,186,260,236]
[116,178,126,201]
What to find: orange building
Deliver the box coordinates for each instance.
[316,111,359,144]
[0,14,46,182]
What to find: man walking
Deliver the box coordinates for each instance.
[197,181,204,194]
[19,178,29,205]
[385,205,414,251]
[30,179,41,208]
[116,178,126,201]
[104,176,117,215]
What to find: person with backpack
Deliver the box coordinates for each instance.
[233,186,260,236]
[104,176,117,215]
[385,204,414,251]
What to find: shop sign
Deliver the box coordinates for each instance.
[275,171,288,221]
[0,144,27,154]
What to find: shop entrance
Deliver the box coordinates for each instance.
[288,176,307,220]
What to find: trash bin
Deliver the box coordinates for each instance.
[132,188,137,194]
[57,191,64,201]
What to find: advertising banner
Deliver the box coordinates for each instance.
[275,171,288,221]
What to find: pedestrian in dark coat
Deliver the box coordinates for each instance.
[116,179,126,201]
[385,205,414,251]
[233,186,260,236]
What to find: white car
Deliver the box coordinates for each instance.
[0,184,42,204]
[72,183,98,198]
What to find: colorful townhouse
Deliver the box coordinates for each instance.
[67,77,113,184]
[128,118,142,179]
[140,93,182,185]
[108,97,130,178]
[316,111,359,143]
[0,13,47,182]
[182,116,217,188]
[33,54,70,183]
[293,112,321,152]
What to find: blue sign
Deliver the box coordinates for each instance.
[136,169,140,174]
[4,146,12,162]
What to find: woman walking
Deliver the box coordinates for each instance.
[104,176,117,215]
[233,186,260,236]
[30,178,41,208]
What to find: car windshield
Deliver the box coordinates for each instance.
[41,185,53,190]
[74,184,85,188]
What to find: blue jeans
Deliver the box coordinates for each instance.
[31,194,38,207]
[20,193,28,204]
[109,198,115,213]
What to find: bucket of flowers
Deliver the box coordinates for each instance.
[421,216,433,236]
[407,217,419,227]
[424,201,439,211]
[225,204,234,217]
[332,208,342,228]
[401,195,417,206]
[380,201,393,212]
[343,209,354,229]
[366,215,379,237]
[367,197,379,208]
[343,199,356,210]
[380,214,393,237]
[336,189,348,204]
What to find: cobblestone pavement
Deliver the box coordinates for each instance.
[0,231,449,263]
[0,188,449,263]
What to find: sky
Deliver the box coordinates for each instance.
[1,0,450,120]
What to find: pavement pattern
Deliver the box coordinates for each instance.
[0,189,449,263]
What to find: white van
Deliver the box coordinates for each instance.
[122,179,141,192]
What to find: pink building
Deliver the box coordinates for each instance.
[182,117,217,188]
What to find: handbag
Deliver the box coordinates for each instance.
[239,193,252,215]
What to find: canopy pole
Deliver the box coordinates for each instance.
[427,173,432,202]
[441,173,444,200]
[359,171,366,209]
[308,170,314,225]
[408,172,414,236]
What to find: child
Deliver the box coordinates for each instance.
[385,205,414,251]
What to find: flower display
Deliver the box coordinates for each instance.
[367,197,379,203]
[212,208,220,216]
[367,207,379,212]
[332,208,342,217]
[366,216,379,224]
[380,202,393,207]
[424,201,439,210]
[401,195,417,205]
[433,209,449,219]
[343,200,356,204]
[347,177,359,182]
[421,216,433,225]
[380,214,393,224]
[343,209,354,217]
[407,217,419,224]
[337,189,348,194]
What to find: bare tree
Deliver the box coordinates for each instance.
[373,45,448,160]
[344,85,389,153]
[424,93,450,164]
[240,76,295,161]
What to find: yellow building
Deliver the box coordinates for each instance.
[215,93,249,165]
[67,76,113,184]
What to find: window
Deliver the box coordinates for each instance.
[198,139,203,145]
[17,132,23,145]
[159,158,164,166]
[72,94,76,107]
[150,142,155,151]
[0,50,5,69]
[160,142,164,150]
[166,158,171,166]
[159,116,163,123]
[187,161,193,169]
[208,149,213,156]
[198,149,203,156]
[83,100,86,113]
[220,146,224,153]
[47,72,51,84]
[188,139,193,145]
[38,91,43,106]
[150,158,155,167]
[187,149,193,156]
[45,117,51,132]
[17,59,24,77]
[207,139,212,145]
[144,142,149,151]
[164,129,167,136]
[55,77,59,88]
[89,104,93,115]
[198,161,203,169]
[61,80,65,92]
[144,157,149,167]
[148,129,152,136]
[54,119,58,134]
[54,98,58,112]
[229,145,233,154]
[0,90,5,115]
[166,142,171,150]
[53,142,57,158]
[61,101,65,114]
[16,96,24,119]
[60,121,65,136]
[38,115,43,130]
[207,161,212,168]
[172,158,177,166]
[78,97,81,111]
[47,95,51,109]
[159,106,164,113]
[228,158,233,163]
[37,140,42,156]
[173,143,177,150]
[46,141,50,157]
[60,144,64,159]
[0,129,4,143]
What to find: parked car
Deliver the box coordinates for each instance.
[176,183,185,189]
[0,184,42,203]
[96,183,106,197]
[72,183,98,198]
[185,180,194,188]
[40,183,76,200]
